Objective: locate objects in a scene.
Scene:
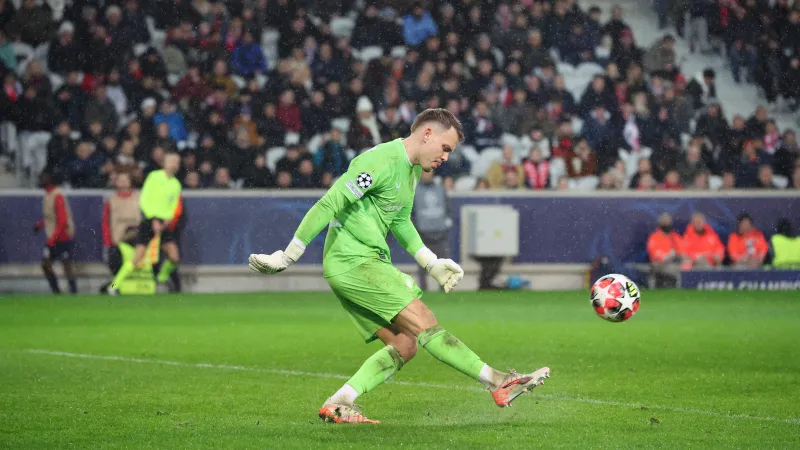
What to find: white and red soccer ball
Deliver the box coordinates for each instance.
[590,274,641,322]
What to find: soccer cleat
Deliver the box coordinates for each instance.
[318,402,380,424]
[490,367,550,408]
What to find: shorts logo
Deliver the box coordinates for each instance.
[356,172,373,189]
[345,180,363,199]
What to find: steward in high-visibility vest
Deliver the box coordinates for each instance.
[770,219,800,269]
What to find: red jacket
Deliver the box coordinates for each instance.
[727,229,768,263]
[682,225,725,266]
[647,229,684,263]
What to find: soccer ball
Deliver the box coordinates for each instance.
[590,274,641,322]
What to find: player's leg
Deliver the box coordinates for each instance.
[156,239,179,284]
[41,249,60,294]
[395,299,550,407]
[60,241,77,294]
[326,324,417,407]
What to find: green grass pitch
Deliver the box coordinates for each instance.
[1,290,799,449]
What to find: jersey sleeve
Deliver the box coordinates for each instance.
[293,153,390,245]
[390,195,425,256]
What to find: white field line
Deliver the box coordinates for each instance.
[22,349,800,426]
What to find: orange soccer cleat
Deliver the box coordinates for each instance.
[491,367,551,408]
[318,402,381,424]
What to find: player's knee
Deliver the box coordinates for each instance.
[394,337,418,362]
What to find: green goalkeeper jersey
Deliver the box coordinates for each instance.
[294,138,425,277]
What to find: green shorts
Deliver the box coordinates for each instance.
[327,259,423,343]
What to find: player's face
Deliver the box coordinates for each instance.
[164,154,180,176]
[421,126,458,172]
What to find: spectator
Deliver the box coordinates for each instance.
[774,130,799,177]
[403,2,438,47]
[213,167,233,188]
[243,155,273,188]
[565,138,598,180]
[643,34,677,77]
[153,100,189,145]
[582,104,613,151]
[6,0,53,46]
[276,90,302,133]
[677,143,709,186]
[184,171,201,189]
[736,140,773,188]
[756,165,777,189]
[610,28,643,77]
[464,101,502,152]
[347,96,383,151]
[487,145,524,189]
[727,212,768,267]
[231,30,268,77]
[682,212,725,268]
[378,105,411,142]
[301,91,331,140]
[65,141,104,188]
[691,171,710,190]
[521,147,550,189]
[686,68,717,110]
[83,85,119,135]
[44,120,75,181]
[293,158,319,188]
[562,21,595,66]
[721,171,737,190]
[647,212,685,288]
[629,158,655,189]
[313,128,349,179]
[658,169,683,190]
[727,5,759,84]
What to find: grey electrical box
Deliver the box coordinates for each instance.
[463,205,520,257]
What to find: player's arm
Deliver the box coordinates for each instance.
[390,198,463,293]
[249,162,377,274]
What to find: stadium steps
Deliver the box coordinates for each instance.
[578,0,796,132]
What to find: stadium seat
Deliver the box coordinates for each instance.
[358,46,383,63]
[549,157,566,188]
[167,74,181,87]
[390,46,406,59]
[231,75,246,89]
[556,62,575,76]
[33,43,48,70]
[575,61,605,78]
[331,117,350,132]
[470,147,504,178]
[453,175,478,191]
[459,145,480,166]
[709,175,723,190]
[13,42,34,75]
[569,175,599,190]
[134,44,148,57]
[284,132,300,146]
[345,149,356,160]
[774,175,789,189]
[491,47,505,68]
[48,73,63,91]
[307,134,324,155]
[564,75,587,99]
[265,147,286,173]
[331,17,355,38]
[500,133,524,156]
[571,117,584,135]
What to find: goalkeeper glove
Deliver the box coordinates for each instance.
[414,247,464,293]
[248,237,306,274]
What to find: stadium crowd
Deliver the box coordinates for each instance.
[0,0,799,191]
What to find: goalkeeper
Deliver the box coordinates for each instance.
[249,109,550,424]
[108,153,182,295]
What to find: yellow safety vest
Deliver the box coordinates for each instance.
[770,235,800,269]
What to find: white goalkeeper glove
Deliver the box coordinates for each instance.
[414,247,464,293]
[248,238,306,275]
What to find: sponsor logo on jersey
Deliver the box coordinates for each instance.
[381,204,403,212]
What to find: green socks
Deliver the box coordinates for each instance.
[344,345,405,396]
[418,325,486,381]
[110,260,135,290]
[157,260,178,283]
